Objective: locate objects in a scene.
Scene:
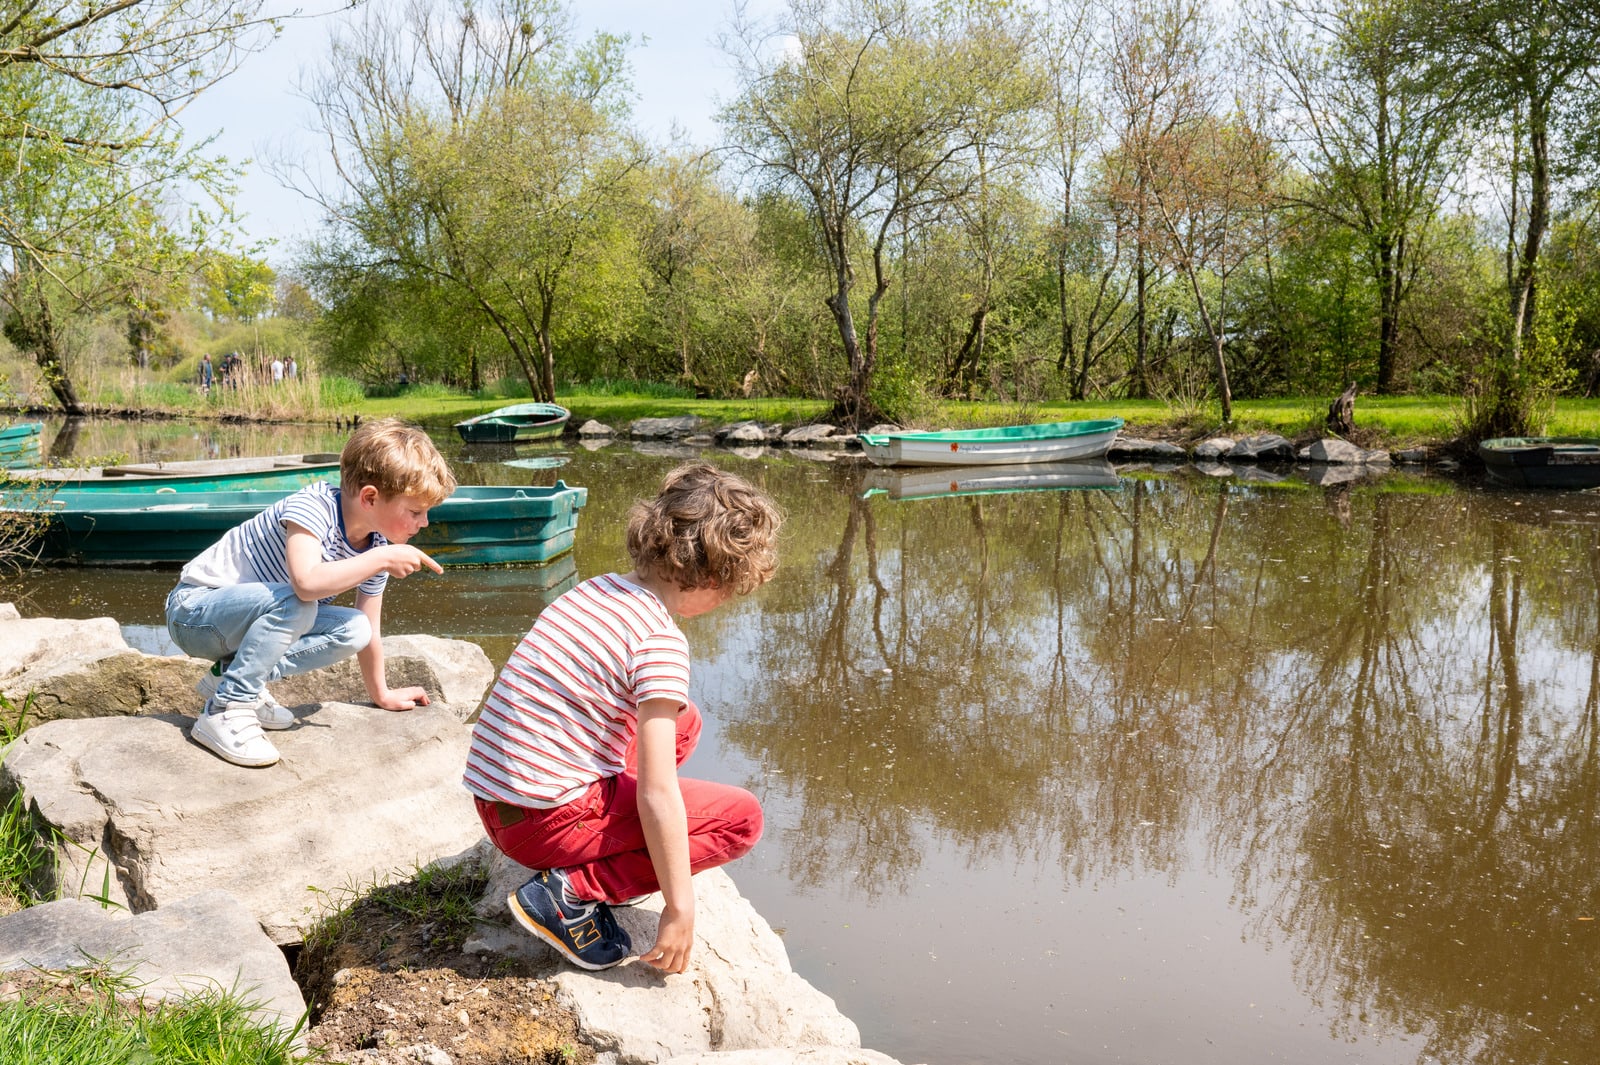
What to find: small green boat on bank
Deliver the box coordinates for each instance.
[454,402,570,444]
[4,452,341,492]
[859,418,1124,467]
[3,482,588,567]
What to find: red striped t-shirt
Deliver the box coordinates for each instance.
[463,573,690,807]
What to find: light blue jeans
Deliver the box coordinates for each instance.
[166,582,371,707]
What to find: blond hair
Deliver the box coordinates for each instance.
[627,463,782,593]
[340,418,456,506]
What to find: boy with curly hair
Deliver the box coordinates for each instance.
[167,418,455,768]
[464,462,782,972]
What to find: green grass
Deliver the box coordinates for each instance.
[1,692,46,914]
[301,857,489,961]
[0,965,310,1065]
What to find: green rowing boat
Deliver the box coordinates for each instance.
[3,482,587,567]
[4,452,341,492]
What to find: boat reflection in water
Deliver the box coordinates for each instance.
[861,459,1121,500]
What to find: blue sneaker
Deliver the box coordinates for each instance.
[508,869,632,970]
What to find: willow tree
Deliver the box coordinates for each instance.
[722,0,1041,426]
[0,0,273,412]
[299,0,645,401]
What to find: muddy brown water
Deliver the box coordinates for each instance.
[6,417,1600,1065]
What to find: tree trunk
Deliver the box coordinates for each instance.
[4,294,85,415]
[1131,249,1150,399]
[1327,381,1358,437]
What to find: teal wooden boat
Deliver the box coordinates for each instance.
[454,403,570,444]
[4,452,340,492]
[0,422,43,470]
[859,418,1124,467]
[3,482,587,567]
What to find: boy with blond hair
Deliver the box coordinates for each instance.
[166,418,456,767]
[465,462,782,972]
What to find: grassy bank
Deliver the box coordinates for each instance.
[11,371,1600,447]
[360,390,1600,449]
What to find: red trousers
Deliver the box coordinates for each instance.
[475,701,763,904]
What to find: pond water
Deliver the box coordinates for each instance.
[7,417,1600,1065]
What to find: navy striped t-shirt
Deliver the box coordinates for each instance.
[178,481,388,601]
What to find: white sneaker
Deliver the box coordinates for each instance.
[191,700,281,767]
[254,689,295,730]
[196,673,293,730]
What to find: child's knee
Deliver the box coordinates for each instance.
[725,791,764,858]
[344,612,373,651]
[276,595,320,635]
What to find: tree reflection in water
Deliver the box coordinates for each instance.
[718,471,1600,1065]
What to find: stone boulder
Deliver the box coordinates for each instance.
[577,419,616,437]
[0,889,306,1032]
[1192,437,1235,460]
[630,416,702,439]
[781,425,844,448]
[1300,438,1391,465]
[474,856,885,1064]
[2,703,481,944]
[1107,438,1186,459]
[1227,433,1295,462]
[5,647,202,724]
[266,634,493,721]
[0,612,156,722]
[715,421,762,444]
[4,615,491,725]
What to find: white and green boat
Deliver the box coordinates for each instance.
[859,418,1124,467]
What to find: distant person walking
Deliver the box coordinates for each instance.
[271,357,285,385]
[286,356,298,381]
[199,353,214,394]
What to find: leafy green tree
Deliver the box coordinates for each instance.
[1248,0,1463,395]
[1411,0,1600,436]
[0,0,274,412]
[300,0,645,401]
[198,251,276,322]
[723,0,1041,425]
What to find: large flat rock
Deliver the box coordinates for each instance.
[2,703,482,944]
[0,889,307,1031]
[476,858,879,1064]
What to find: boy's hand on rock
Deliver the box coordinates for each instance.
[643,907,694,973]
[379,545,443,578]
[375,686,431,711]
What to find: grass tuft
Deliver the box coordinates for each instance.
[0,964,311,1065]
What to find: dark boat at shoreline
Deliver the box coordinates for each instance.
[1479,437,1600,489]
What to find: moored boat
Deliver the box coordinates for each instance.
[2,482,588,567]
[4,452,341,492]
[859,418,1124,467]
[0,422,43,470]
[454,402,570,444]
[1478,437,1600,489]
[862,461,1121,500]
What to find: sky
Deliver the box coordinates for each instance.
[177,0,781,262]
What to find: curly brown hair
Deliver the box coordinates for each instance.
[626,463,782,593]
